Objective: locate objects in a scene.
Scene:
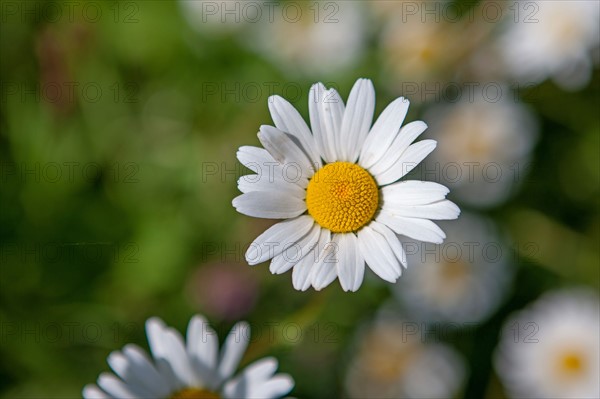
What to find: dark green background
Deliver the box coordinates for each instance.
[1,1,598,398]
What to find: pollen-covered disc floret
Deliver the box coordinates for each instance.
[306,162,379,233]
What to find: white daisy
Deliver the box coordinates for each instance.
[424,86,538,208]
[233,78,460,292]
[247,1,366,77]
[83,315,294,399]
[495,289,600,399]
[378,8,487,96]
[497,0,600,90]
[345,317,466,399]
[393,212,513,323]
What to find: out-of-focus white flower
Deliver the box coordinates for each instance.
[393,212,512,323]
[83,315,294,399]
[248,1,366,77]
[495,289,600,398]
[379,10,486,95]
[345,317,466,399]
[497,0,600,90]
[424,86,538,207]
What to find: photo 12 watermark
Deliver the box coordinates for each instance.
[0,161,140,184]
[198,239,540,265]
[1,81,140,105]
[0,320,341,346]
[1,1,140,24]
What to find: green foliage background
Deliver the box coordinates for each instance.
[1,1,598,398]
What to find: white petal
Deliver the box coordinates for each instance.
[377,210,446,244]
[237,146,275,168]
[357,225,401,283]
[121,345,172,395]
[223,359,293,399]
[268,95,322,167]
[82,385,111,399]
[240,357,279,381]
[246,216,314,265]
[225,357,281,398]
[292,228,329,291]
[248,374,295,398]
[323,88,345,161]
[340,78,375,162]
[145,318,183,390]
[291,253,317,292]
[106,352,157,397]
[368,121,427,176]
[311,237,339,291]
[237,146,308,188]
[186,315,219,388]
[238,146,308,189]
[309,83,344,163]
[222,358,277,398]
[374,140,437,186]
[96,373,138,399]
[335,233,365,292]
[222,379,245,399]
[258,125,315,181]
[232,191,306,219]
[369,221,407,268]
[308,83,329,162]
[237,174,306,197]
[381,181,450,206]
[161,328,198,387]
[270,223,321,275]
[382,200,460,220]
[359,97,410,168]
[217,322,250,383]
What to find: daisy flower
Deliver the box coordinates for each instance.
[394,212,513,323]
[345,316,466,398]
[233,78,460,292]
[495,289,600,398]
[424,86,538,208]
[377,7,487,97]
[496,0,600,90]
[83,315,294,399]
[247,1,366,77]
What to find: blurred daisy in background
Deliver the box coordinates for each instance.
[424,86,538,207]
[393,212,513,323]
[233,78,459,292]
[495,289,600,398]
[377,8,487,99]
[496,0,600,90]
[247,1,366,77]
[345,316,466,398]
[83,315,294,399]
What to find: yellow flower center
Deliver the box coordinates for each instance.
[306,162,379,233]
[170,388,221,399]
[559,352,585,375]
